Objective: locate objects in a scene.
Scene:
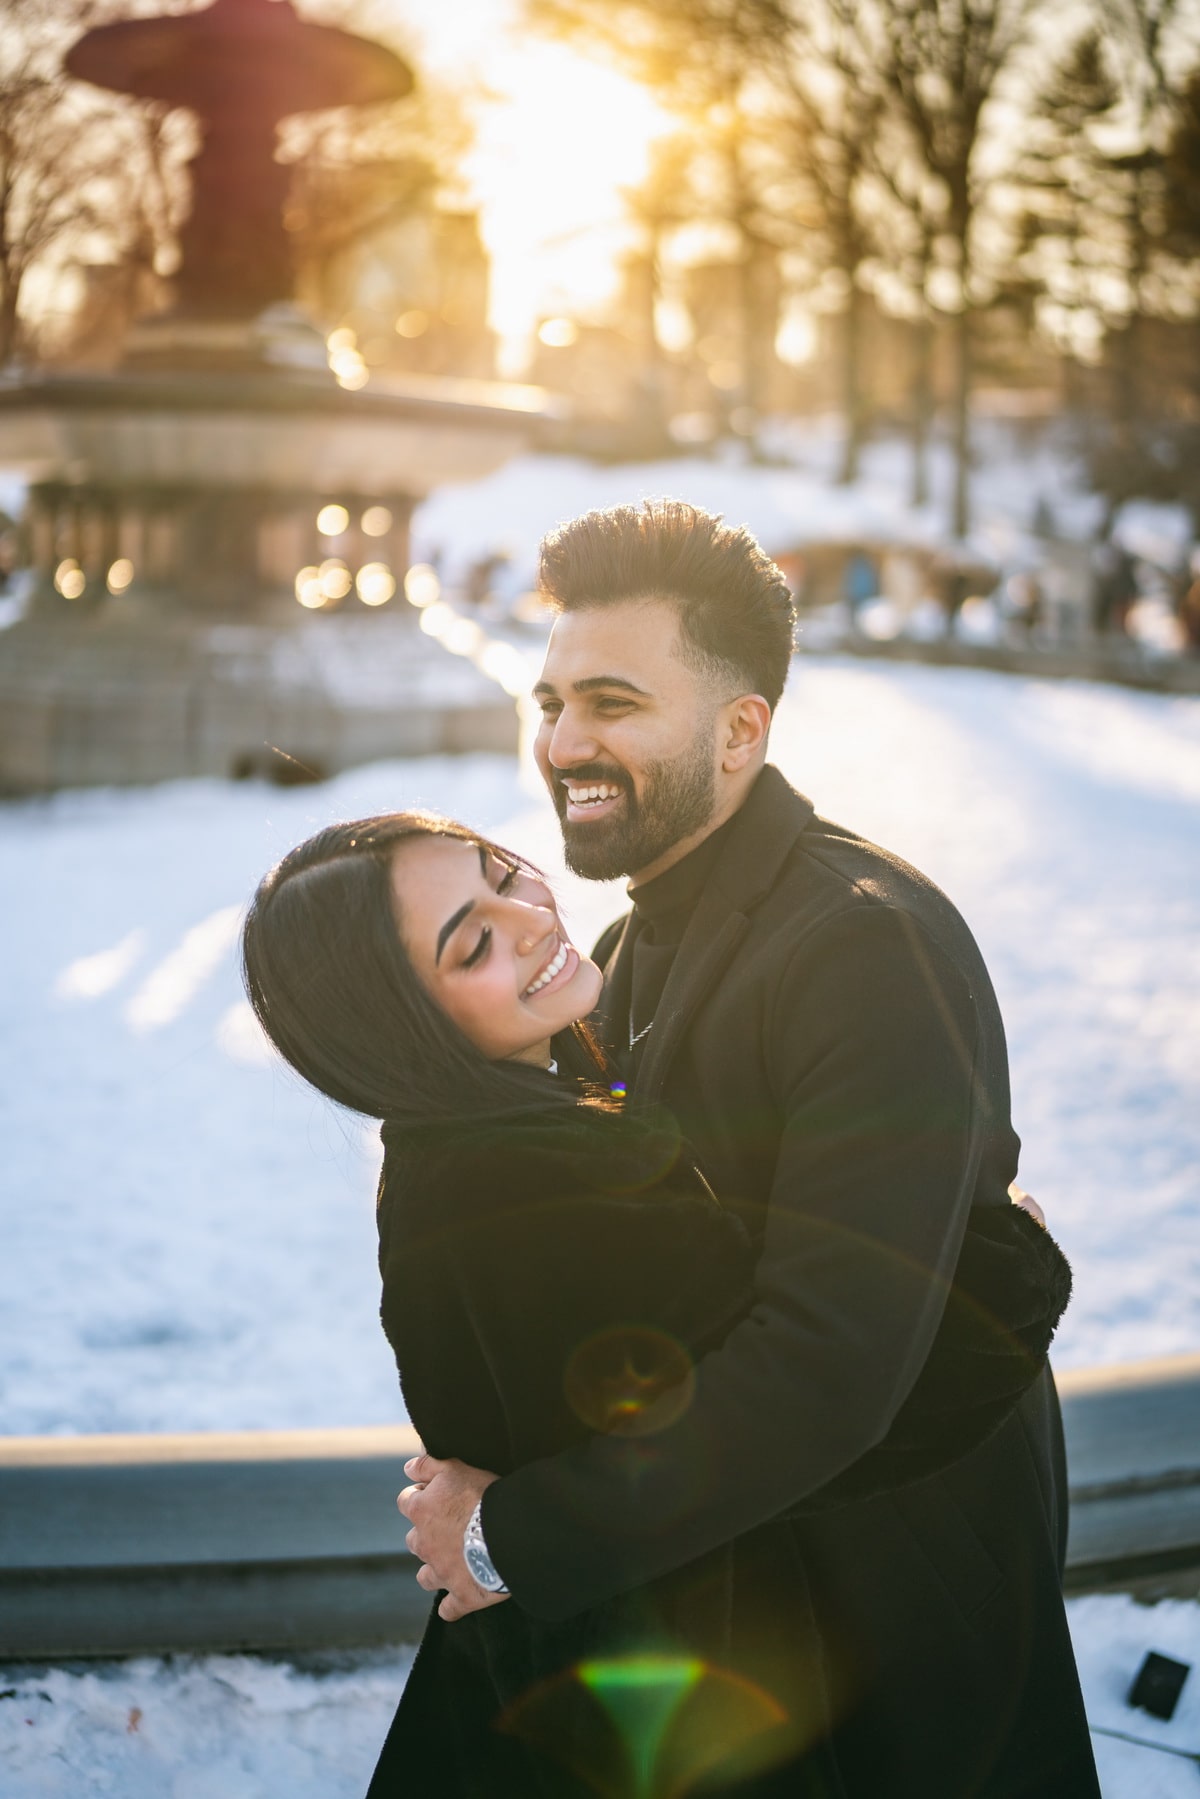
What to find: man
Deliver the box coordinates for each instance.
[400,500,1099,1795]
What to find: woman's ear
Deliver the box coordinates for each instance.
[720,695,772,772]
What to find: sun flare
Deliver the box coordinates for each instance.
[388,0,677,371]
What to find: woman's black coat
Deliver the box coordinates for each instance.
[368,1089,1072,1798]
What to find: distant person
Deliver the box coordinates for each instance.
[398,500,1100,1797]
[1031,495,1056,539]
[842,546,877,622]
[1091,535,1138,636]
[1179,570,1200,654]
[1004,570,1043,638]
[932,552,971,632]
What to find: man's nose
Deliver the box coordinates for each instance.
[546,709,599,769]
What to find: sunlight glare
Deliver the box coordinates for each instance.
[124,907,242,1034]
[465,40,677,373]
[55,929,146,1001]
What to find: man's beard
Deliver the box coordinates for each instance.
[553,729,717,881]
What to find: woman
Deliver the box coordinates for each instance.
[242,811,1071,1798]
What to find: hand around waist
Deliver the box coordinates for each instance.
[398,1452,509,1622]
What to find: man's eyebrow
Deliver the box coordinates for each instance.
[532,675,651,698]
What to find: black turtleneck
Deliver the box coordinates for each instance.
[611,807,742,1072]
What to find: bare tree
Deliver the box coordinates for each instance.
[617,136,702,437]
[1095,0,1197,425]
[1007,29,1125,377]
[0,0,196,366]
[530,0,887,478]
[865,0,1039,537]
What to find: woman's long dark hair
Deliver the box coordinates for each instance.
[241,811,613,1127]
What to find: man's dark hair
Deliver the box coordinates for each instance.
[537,499,796,711]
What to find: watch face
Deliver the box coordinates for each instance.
[466,1543,501,1590]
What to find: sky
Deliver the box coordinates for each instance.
[370,0,677,370]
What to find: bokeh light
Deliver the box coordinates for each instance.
[294,566,324,609]
[404,563,441,608]
[564,1326,696,1436]
[361,505,393,537]
[418,599,454,637]
[106,558,134,594]
[355,562,396,606]
[329,346,368,389]
[317,558,352,601]
[478,639,530,696]
[538,317,578,348]
[54,559,85,599]
[316,504,349,537]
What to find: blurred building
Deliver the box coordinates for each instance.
[312,206,496,380]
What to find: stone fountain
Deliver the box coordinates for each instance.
[0,0,542,791]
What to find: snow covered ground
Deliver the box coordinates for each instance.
[1,1597,1197,1796]
[3,433,1200,1793]
[409,427,1115,584]
[3,653,1198,1436]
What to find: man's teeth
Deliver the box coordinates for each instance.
[524,942,569,997]
[565,782,621,807]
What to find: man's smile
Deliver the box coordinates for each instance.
[560,778,626,825]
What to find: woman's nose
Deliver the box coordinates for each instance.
[515,904,556,955]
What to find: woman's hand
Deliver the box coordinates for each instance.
[397,1453,509,1622]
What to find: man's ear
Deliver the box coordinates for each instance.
[720,695,772,772]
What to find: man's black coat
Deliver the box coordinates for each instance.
[483,765,1100,1797]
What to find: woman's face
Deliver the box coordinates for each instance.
[390,834,603,1064]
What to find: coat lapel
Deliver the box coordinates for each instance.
[635,767,816,1103]
[635,903,748,1101]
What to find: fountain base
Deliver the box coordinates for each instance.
[0,605,515,795]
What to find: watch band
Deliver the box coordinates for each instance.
[463,1498,509,1594]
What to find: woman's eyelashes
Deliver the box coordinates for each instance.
[459,859,519,969]
[461,928,491,970]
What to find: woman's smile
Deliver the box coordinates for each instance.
[523,939,578,999]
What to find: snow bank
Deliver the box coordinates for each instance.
[1,1598,1196,1797]
[409,431,1106,586]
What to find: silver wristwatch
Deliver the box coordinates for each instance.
[463,1499,509,1594]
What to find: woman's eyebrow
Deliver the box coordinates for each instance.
[435,900,474,965]
[434,847,490,965]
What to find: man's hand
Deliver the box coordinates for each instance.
[397,1453,508,1622]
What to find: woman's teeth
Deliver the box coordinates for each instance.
[524,942,569,997]
[565,782,620,808]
